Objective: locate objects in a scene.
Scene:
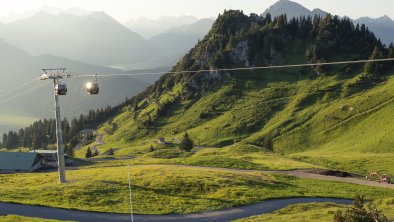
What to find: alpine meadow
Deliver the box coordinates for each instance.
[1,1,394,221]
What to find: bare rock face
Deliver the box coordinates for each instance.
[230,40,250,67]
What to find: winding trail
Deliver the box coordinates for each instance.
[92,131,105,155]
[74,129,105,155]
[0,198,352,222]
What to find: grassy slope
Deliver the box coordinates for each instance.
[77,69,394,176]
[234,199,394,222]
[67,34,393,177]
[130,144,319,170]
[1,165,393,214]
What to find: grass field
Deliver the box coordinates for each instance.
[235,202,347,222]
[0,165,393,215]
[235,198,394,222]
[0,215,63,222]
[75,143,319,171]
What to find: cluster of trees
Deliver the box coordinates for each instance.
[363,43,394,76]
[85,147,99,158]
[1,105,118,154]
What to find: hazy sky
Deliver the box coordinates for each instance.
[0,0,393,22]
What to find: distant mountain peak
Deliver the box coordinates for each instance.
[262,0,326,19]
[377,15,393,22]
[89,11,112,20]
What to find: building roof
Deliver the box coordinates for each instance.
[30,150,57,154]
[0,152,41,171]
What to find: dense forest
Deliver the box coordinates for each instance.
[0,105,119,154]
[2,10,394,151]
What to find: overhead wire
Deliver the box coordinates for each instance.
[0,58,393,105]
[0,78,38,99]
[0,81,50,106]
[73,58,394,78]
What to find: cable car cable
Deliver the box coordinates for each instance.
[0,81,50,106]
[73,58,394,78]
[2,58,394,105]
[0,78,38,99]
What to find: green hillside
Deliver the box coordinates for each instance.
[73,11,394,176]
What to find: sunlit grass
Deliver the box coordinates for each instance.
[290,151,394,176]
[0,165,393,214]
[0,215,64,222]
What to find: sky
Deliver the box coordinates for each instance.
[0,0,393,23]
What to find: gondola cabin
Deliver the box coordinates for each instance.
[86,82,99,95]
[55,83,67,95]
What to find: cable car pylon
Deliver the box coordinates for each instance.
[40,68,70,183]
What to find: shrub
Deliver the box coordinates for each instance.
[334,195,390,222]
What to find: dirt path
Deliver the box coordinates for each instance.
[286,170,394,189]
[91,130,104,155]
[0,198,352,222]
[148,165,394,190]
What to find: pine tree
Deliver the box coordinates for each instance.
[364,46,382,75]
[226,35,236,50]
[85,147,92,158]
[107,148,115,155]
[65,144,74,157]
[263,134,274,150]
[179,132,194,152]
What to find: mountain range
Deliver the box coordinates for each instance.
[355,15,394,45]
[0,6,91,24]
[149,18,215,64]
[0,11,162,69]
[262,0,394,45]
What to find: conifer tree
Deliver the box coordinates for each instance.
[180,132,193,152]
[364,46,382,75]
[85,147,92,158]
